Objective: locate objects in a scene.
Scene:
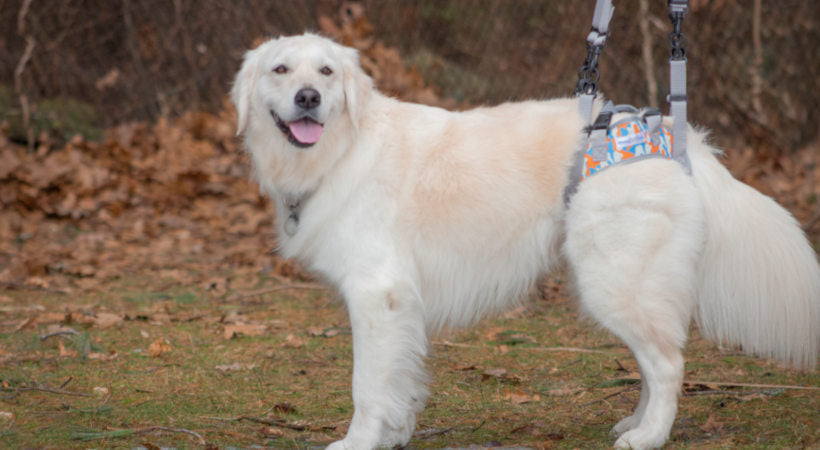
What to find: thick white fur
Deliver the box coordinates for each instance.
[232,34,820,449]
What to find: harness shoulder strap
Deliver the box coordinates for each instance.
[667,0,690,173]
[575,0,615,127]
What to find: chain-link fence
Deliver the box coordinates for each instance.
[1,0,817,153]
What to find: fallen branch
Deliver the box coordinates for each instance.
[413,426,456,439]
[434,340,621,355]
[72,426,206,445]
[201,414,335,432]
[2,385,90,397]
[40,329,80,341]
[0,282,70,295]
[604,377,820,392]
[683,389,783,397]
[683,380,820,392]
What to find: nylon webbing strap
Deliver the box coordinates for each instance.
[576,0,615,127]
[668,0,690,172]
[588,0,615,45]
[669,60,688,171]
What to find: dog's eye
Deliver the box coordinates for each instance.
[273,65,288,74]
[319,66,333,76]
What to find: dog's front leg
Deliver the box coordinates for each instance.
[327,281,429,450]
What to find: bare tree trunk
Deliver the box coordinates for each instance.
[639,0,658,108]
[750,0,765,122]
[14,0,36,151]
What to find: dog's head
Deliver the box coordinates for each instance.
[231,33,372,148]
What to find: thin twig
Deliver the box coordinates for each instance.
[2,385,90,397]
[134,426,206,445]
[201,414,335,432]
[0,282,70,295]
[74,426,206,445]
[40,329,80,341]
[582,385,639,407]
[58,377,73,389]
[413,426,457,439]
[683,389,783,397]
[683,380,820,391]
[606,377,820,392]
[227,282,329,300]
[434,340,619,355]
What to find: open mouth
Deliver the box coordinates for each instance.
[271,110,323,148]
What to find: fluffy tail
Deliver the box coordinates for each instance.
[689,132,820,370]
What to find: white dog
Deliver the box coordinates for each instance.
[232,34,819,449]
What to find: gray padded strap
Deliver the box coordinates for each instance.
[643,108,662,145]
[565,101,614,205]
[669,59,690,173]
[578,0,616,127]
[588,0,615,46]
[589,101,615,162]
[578,93,596,128]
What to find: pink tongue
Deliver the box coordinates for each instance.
[288,118,323,144]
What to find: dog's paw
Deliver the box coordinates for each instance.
[610,414,641,437]
[613,428,667,450]
[325,440,348,450]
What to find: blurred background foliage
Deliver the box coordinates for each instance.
[1,0,818,155]
[0,1,818,290]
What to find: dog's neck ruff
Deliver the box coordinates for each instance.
[282,191,311,236]
[564,103,692,205]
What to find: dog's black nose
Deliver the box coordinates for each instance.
[295,88,321,110]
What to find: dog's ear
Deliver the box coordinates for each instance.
[231,45,263,136]
[340,46,373,132]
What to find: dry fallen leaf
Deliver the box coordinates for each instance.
[503,389,541,404]
[58,339,78,357]
[93,386,110,396]
[283,333,304,348]
[260,426,285,437]
[215,362,256,372]
[148,337,171,357]
[223,322,267,339]
[88,351,118,361]
[92,312,123,328]
[698,414,725,434]
[13,316,37,332]
[542,387,583,397]
[482,368,507,379]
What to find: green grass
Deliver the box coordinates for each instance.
[0,276,817,448]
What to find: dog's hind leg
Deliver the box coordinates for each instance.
[609,360,649,436]
[564,161,704,449]
[327,277,429,450]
